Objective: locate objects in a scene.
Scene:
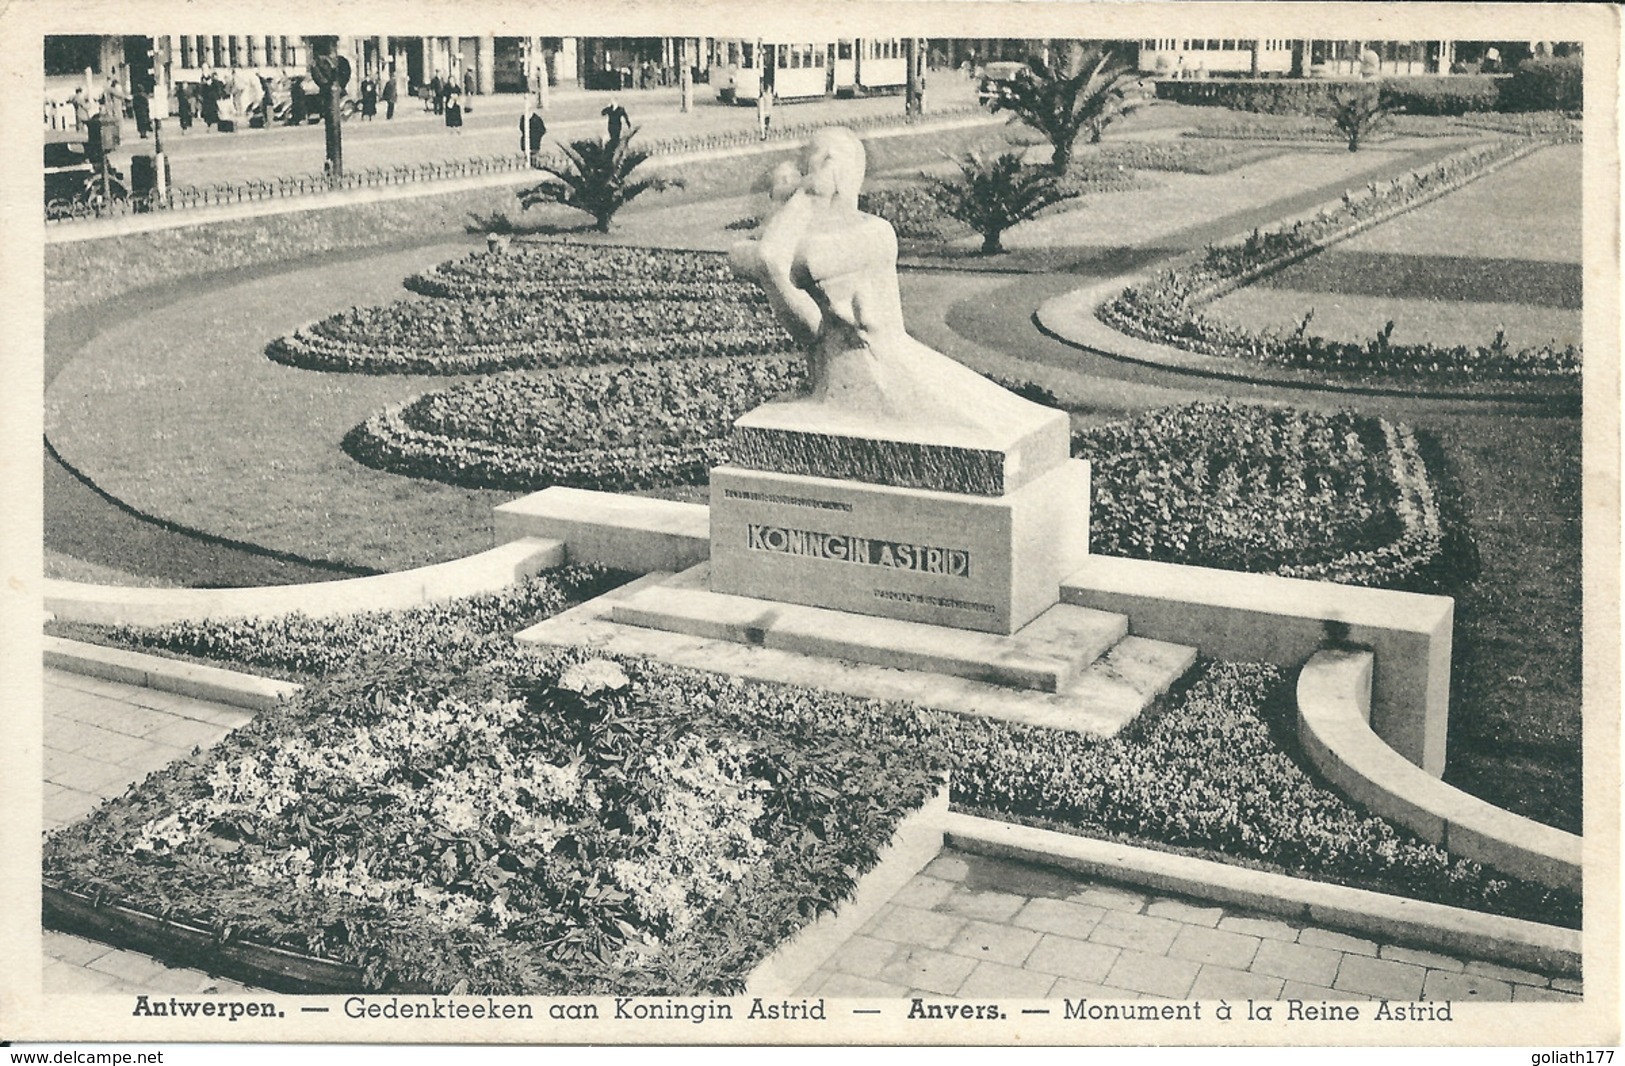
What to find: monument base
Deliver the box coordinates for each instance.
[709,459,1090,636]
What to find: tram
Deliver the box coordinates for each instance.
[710,37,909,102]
[1135,38,1296,77]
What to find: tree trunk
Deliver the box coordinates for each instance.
[904,38,924,117]
[323,83,343,177]
[981,229,1003,254]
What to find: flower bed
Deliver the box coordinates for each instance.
[43,648,945,994]
[1090,140,1286,174]
[50,565,627,680]
[1099,139,1582,383]
[858,160,1150,243]
[403,243,763,303]
[267,245,789,376]
[1078,402,1458,591]
[344,356,804,492]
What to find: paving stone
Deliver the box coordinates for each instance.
[43,787,104,826]
[794,969,831,996]
[45,717,115,753]
[1166,925,1262,969]
[945,920,1043,967]
[1298,927,1378,956]
[1067,885,1147,912]
[879,947,978,996]
[961,854,1084,900]
[1088,910,1182,955]
[1378,944,1465,972]
[1464,959,1551,987]
[889,874,956,911]
[144,717,231,752]
[866,906,967,950]
[1145,899,1224,927]
[1550,977,1584,995]
[1218,915,1300,942]
[1421,969,1513,1002]
[957,960,1057,998]
[69,724,163,764]
[43,749,134,794]
[86,948,180,984]
[1047,978,1126,1001]
[1100,950,1201,999]
[1024,933,1122,984]
[1011,897,1106,939]
[939,888,1028,923]
[923,853,970,883]
[857,904,895,937]
[1250,938,1344,987]
[1332,954,1426,1000]
[42,932,114,966]
[815,971,912,998]
[1187,964,1284,1001]
[1280,980,1368,1002]
[43,961,122,993]
[1512,984,1582,1003]
[131,966,224,995]
[828,934,902,977]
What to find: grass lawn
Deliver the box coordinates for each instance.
[1207,144,1582,348]
[1430,415,1583,833]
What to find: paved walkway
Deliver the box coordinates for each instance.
[796,849,1583,1003]
[42,668,268,993]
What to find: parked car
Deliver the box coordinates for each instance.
[977,60,1029,106]
[44,139,125,217]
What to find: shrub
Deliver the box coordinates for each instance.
[931,150,1083,253]
[1500,56,1584,113]
[1383,76,1504,116]
[1321,84,1393,151]
[990,46,1146,172]
[1155,75,1505,117]
[344,356,804,492]
[518,129,680,232]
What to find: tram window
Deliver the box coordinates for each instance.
[778,47,788,68]
[813,46,824,67]
[742,43,754,65]
[837,40,852,59]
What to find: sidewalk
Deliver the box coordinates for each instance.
[797,849,1583,1002]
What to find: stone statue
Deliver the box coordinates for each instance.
[729,126,1042,435]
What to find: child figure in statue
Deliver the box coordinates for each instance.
[729,126,1041,436]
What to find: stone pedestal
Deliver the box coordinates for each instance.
[709,458,1089,636]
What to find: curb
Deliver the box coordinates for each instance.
[1297,649,1583,893]
[942,812,1581,978]
[44,636,302,713]
[747,784,950,996]
[44,537,566,627]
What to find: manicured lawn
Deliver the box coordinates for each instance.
[1208,144,1582,348]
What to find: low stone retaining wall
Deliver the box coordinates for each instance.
[44,537,564,627]
[44,636,302,712]
[1061,554,1453,775]
[1297,649,1582,893]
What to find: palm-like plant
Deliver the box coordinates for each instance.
[1322,85,1393,152]
[931,149,1081,254]
[518,128,680,232]
[991,46,1145,173]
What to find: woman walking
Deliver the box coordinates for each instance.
[444,85,463,133]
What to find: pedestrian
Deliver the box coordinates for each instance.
[259,75,276,127]
[200,74,220,128]
[132,87,152,138]
[71,85,90,130]
[289,75,307,124]
[430,73,444,115]
[175,82,194,132]
[381,73,397,119]
[361,77,377,120]
[463,67,475,98]
[525,109,547,157]
[640,60,653,89]
[601,97,629,145]
[756,87,774,139]
[445,85,463,133]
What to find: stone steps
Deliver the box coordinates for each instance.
[520,565,1197,736]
